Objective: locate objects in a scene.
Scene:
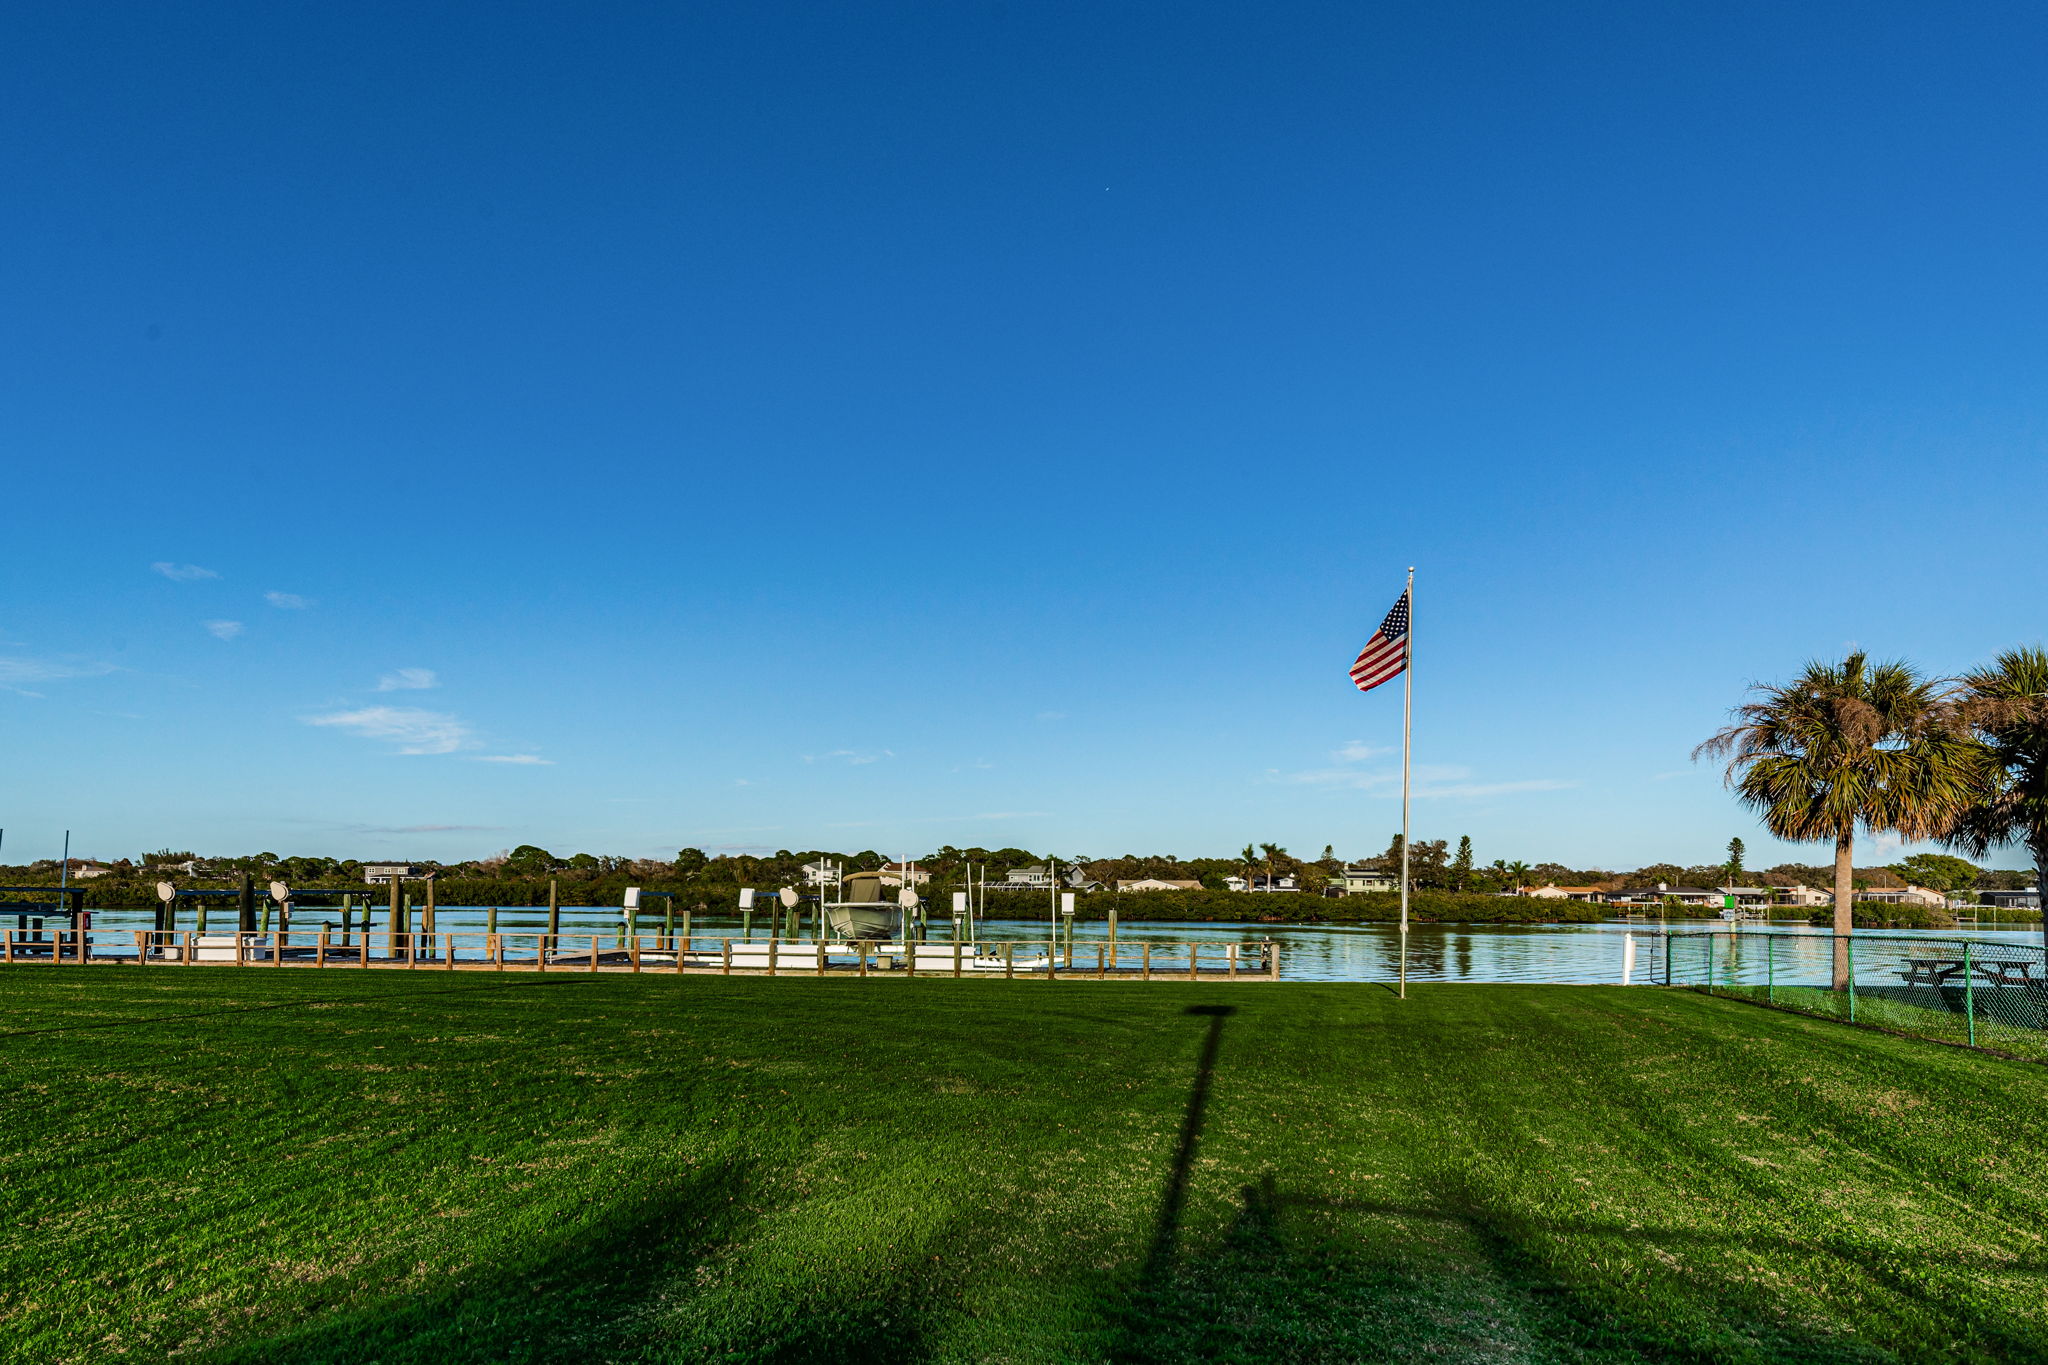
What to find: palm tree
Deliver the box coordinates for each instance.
[1942,647,2048,958]
[1695,652,1984,989]
[1259,842,1287,891]
[1240,843,1258,892]
[1503,859,1532,892]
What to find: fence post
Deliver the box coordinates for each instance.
[722,939,731,975]
[1847,937,1857,1022]
[589,934,600,973]
[1964,941,1976,1048]
[1766,935,1775,1004]
[1664,934,1672,985]
[1004,943,1014,979]
[1190,943,1199,981]
[1142,942,1152,980]
[1706,933,1716,995]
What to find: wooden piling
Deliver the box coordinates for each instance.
[546,880,560,952]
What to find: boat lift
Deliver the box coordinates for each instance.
[0,885,88,960]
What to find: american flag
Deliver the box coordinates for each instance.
[1348,590,1410,694]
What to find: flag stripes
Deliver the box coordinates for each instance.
[1348,590,1410,693]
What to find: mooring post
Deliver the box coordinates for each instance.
[1847,937,1858,1022]
[547,880,560,953]
[239,875,256,936]
[423,878,437,954]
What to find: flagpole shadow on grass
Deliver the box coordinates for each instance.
[1137,1004,1236,1284]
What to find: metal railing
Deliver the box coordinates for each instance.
[0,929,1279,980]
[1666,929,2048,1056]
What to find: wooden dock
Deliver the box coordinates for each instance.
[1,930,1282,981]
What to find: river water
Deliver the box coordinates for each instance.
[64,905,2046,984]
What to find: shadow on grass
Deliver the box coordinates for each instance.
[194,1157,940,1365]
[1105,1003,2036,1363]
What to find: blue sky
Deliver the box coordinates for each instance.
[3,1,2043,870]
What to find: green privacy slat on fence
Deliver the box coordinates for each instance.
[1668,930,2048,1058]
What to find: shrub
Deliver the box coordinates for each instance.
[1805,903,1956,929]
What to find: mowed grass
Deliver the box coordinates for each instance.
[4,971,2048,1363]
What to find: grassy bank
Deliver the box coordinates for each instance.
[5,971,2047,1362]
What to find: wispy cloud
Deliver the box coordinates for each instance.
[824,810,1050,829]
[1271,753,1575,800]
[1333,740,1389,762]
[264,591,312,609]
[470,754,553,766]
[152,562,218,581]
[354,823,505,834]
[0,656,117,686]
[203,620,244,641]
[804,748,894,765]
[376,667,438,692]
[304,705,472,755]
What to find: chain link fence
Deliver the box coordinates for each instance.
[1664,929,2048,1058]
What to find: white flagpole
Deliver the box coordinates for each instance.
[1398,567,1414,999]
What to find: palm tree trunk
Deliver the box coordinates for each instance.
[1832,830,1854,991]
[2034,844,2048,965]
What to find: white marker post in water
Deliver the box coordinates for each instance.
[1621,933,1637,986]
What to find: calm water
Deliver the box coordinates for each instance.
[57,905,2046,983]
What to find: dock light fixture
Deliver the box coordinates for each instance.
[623,887,641,908]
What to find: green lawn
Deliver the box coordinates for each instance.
[4,970,2047,1363]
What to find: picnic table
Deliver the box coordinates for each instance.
[1896,956,2039,988]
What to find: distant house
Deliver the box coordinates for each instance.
[1223,874,1298,893]
[1605,884,1722,907]
[1715,886,1772,908]
[1002,864,1055,889]
[1856,883,1945,908]
[1327,865,1397,896]
[801,860,835,887]
[63,861,115,880]
[361,863,424,882]
[1526,884,1606,902]
[875,862,932,888]
[1982,888,2041,910]
[1115,878,1203,893]
[1768,884,1830,908]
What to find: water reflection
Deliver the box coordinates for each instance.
[72,905,2044,984]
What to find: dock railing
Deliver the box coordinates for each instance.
[1666,929,2048,1057]
[0,928,1281,980]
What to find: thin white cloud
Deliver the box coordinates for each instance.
[376,668,438,692]
[1333,740,1389,762]
[0,656,117,685]
[824,810,1051,829]
[1272,757,1575,800]
[264,591,312,609]
[470,754,553,766]
[152,562,218,581]
[303,705,472,755]
[203,620,245,640]
[804,748,894,765]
